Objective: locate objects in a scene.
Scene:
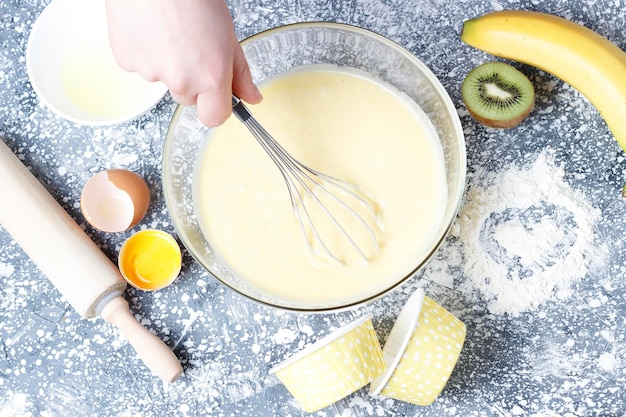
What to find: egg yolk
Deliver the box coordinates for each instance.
[119,230,181,290]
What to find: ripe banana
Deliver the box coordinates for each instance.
[461,10,626,153]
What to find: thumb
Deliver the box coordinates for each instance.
[231,40,262,104]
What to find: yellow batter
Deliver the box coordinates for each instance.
[194,65,447,306]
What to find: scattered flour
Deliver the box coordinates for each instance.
[272,328,298,344]
[0,262,14,277]
[598,352,615,372]
[0,392,32,417]
[454,149,606,316]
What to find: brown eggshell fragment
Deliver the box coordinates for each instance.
[80,169,150,232]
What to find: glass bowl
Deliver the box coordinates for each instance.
[162,22,466,312]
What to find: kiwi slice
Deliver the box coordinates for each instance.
[462,61,535,129]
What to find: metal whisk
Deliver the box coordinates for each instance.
[231,95,381,263]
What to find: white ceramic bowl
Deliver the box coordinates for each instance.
[26,0,167,125]
[163,22,466,312]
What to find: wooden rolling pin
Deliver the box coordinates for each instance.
[0,139,183,383]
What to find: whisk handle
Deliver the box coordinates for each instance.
[231,94,252,122]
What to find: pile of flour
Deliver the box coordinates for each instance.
[451,149,606,316]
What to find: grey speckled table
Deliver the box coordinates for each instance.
[1,0,626,416]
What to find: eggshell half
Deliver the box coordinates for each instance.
[80,169,150,232]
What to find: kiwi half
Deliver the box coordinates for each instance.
[462,61,535,129]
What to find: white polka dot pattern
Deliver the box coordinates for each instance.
[270,315,385,413]
[379,296,466,406]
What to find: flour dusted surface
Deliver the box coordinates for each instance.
[455,149,607,316]
[2,0,626,416]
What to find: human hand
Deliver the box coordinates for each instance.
[105,0,262,126]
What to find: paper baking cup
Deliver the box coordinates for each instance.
[370,288,466,406]
[270,314,385,412]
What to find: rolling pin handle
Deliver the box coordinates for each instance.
[100,296,184,383]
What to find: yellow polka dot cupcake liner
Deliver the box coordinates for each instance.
[269,314,385,413]
[370,288,466,406]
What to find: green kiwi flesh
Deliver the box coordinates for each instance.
[462,62,535,129]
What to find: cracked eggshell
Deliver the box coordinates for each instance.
[80,169,150,232]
